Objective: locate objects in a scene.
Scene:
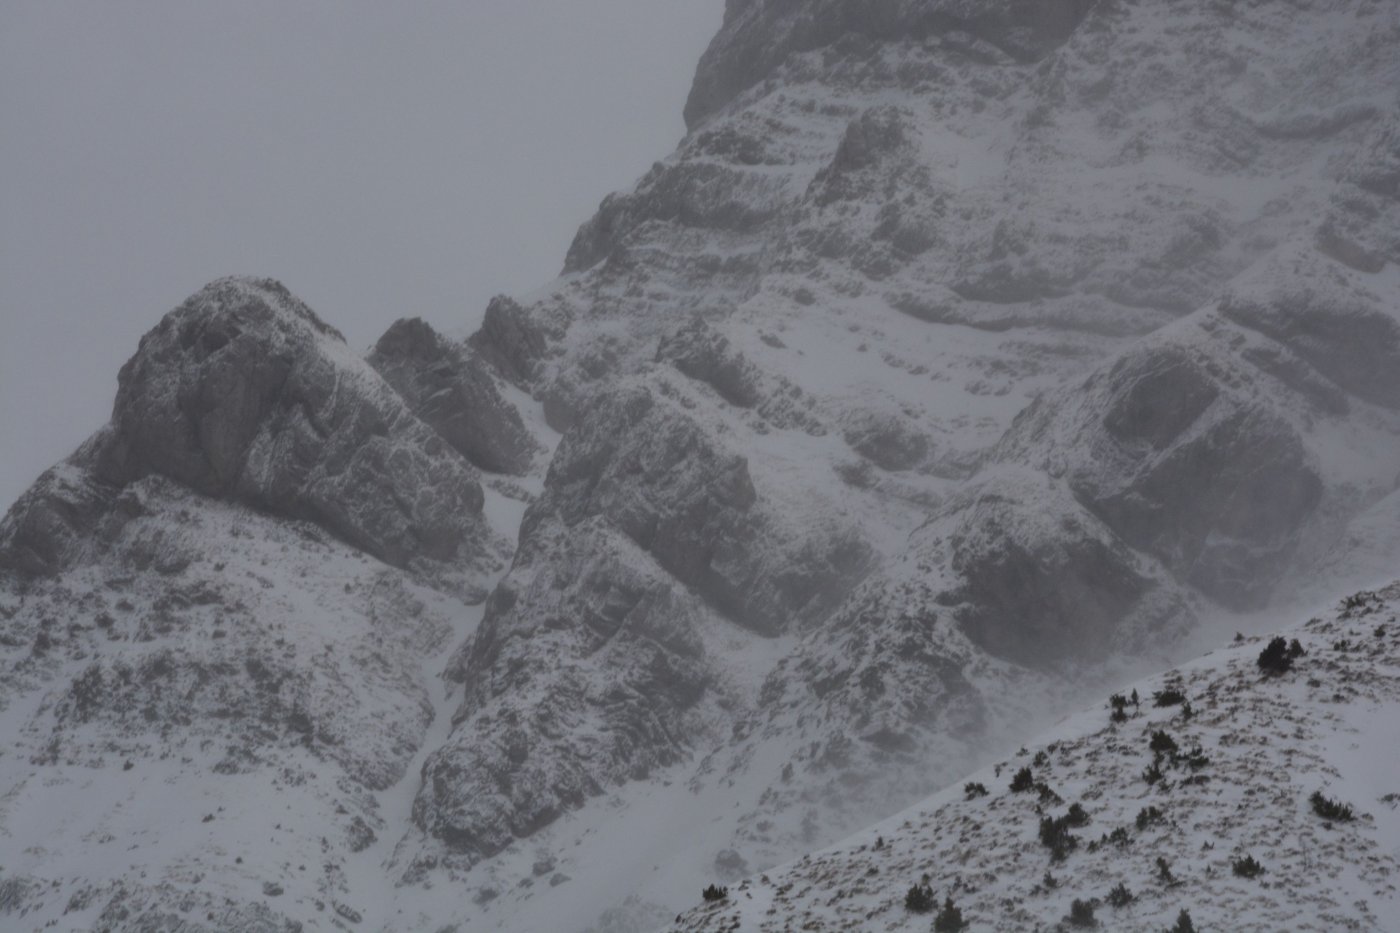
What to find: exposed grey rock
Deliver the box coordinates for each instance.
[684,0,1095,128]
[368,317,540,474]
[1220,284,1400,411]
[414,516,713,859]
[999,339,1324,609]
[467,294,563,390]
[412,384,870,858]
[90,277,499,576]
[527,386,866,634]
[565,160,793,273]
[655,318,826,433]
[939,469,1190,665]
[811,107,918,206]
[0,445,117,578]
[656,317,764,408]
[841,409,929,472]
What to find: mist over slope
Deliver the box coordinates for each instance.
[2,0,1398,930]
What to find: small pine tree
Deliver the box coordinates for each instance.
[1106,882,1134,908]
[1010,765,1035,793]
[701,883,728,902]
[1310,790,1356,822]
[1232,854,1265,878]
[1155,856,1174,883]
[1039,812,1080,862]
[1257,636,1293,675]
[932,895,970,932]
[1066,898,1098,928]
[1042,870,1059,890]
[1136,805,1164,830]
[1142,761,1164,786]
[1103,827,1131,848]
[1153,688,1186,707]
[905,882,935,913]
[964,781,988,800]
[1181,746,1210,771]
[1149,730,1178,755]
[1168,908,1197,933]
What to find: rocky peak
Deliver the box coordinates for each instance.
[367,316,540,475]
[28,276,505,581]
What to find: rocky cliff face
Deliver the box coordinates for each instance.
[3,1,1400,931]
[367,316,541,476]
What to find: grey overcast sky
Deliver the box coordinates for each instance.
[0,0,723,510]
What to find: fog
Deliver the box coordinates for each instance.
[0,0,722,510]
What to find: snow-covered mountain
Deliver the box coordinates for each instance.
[2,0,1399,930]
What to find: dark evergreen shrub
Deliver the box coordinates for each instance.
[701,884,728,902]
[1066,898,1098,927]
[904,882,935,913]
[964,781,988,800]
[1101,827,1131,848]
[1181,746,1210,771]
[1039,813,1079,862]
[1258,636,1293,675]
[932,895,970,932]
[1149,730,1178,755]
[1009,766,1034,793]
[1106,883,1134,908]
[1135,806,1164,830]
[1168,908,1197,933]
[1310,790,1356,822]
[1153,688,1186,707]
[1155,857,1174,883]
[1232,854,1264,878]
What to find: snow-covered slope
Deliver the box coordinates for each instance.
[2,0,1399,930]
[674,583,1400,932]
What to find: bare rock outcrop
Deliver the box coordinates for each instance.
[89,277,500,576]
[368,316,540,474]
[684,0,1095,128]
